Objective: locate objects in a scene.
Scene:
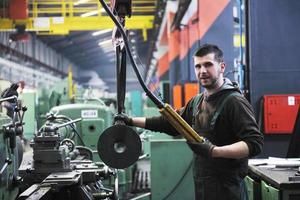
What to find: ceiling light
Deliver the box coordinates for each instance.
[92,29,112,36]
[129,31,135,36]
[98,39,112,46]
[74,0,90,6]
[81,10,99,17]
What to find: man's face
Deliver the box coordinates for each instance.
[193,53,225,90]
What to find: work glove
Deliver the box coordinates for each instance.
[113,113,133,126]
[1,83,19,103]
[187,138,215,158]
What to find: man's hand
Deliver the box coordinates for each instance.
[113,113,133,126]
[1,83,19,103]
[187,138,216,158]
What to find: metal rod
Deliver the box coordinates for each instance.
[55,118,82,129]
[0,95,17,103]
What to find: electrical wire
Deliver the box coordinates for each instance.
[129,44,163,102]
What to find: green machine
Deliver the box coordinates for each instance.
[132,132,195,200]
[19,92,36,140]
[36,88,50,129]
[49,99,114,161]
[128,90,143,117]
[0,113,19,200]
[0,96,24,200]
[128,97,195,200]
[35,76,83,130]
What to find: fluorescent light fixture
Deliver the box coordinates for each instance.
[98,39,112,46]
[74,0,90,6]
[81,10,98,17]
[92,29,112,36]
[129,31,135,36]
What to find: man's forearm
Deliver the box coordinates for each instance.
[212,141,249,159]
[132,117,146,128]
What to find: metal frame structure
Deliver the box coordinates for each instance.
[0,0,155,39]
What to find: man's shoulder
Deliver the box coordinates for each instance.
[222,91,253,111]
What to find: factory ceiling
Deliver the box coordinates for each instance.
[0,0,167,92]
[34,0,162,91]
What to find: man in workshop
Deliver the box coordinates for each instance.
[118,44,264,200]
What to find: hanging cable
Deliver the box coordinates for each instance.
[99,0,203,143]
[99,0,164,109]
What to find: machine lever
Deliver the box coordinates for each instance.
[43,118,82,132]
[55,118,82,129]
[0,158,12,176]
[0,95,17,103]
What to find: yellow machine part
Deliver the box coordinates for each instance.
[160,104,204,142]
[0,0,155,40]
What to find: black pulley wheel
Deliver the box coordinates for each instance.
[97,124,141,169]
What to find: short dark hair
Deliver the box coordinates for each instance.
[194,44,223,62]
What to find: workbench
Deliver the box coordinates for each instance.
[246,163,300,200]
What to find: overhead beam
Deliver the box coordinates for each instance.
[0,16,154,36]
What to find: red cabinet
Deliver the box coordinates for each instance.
[264,95,300,134]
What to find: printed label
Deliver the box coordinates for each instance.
[288,96,295,106]
[81,110,98,118]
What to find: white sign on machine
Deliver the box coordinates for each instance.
[81,110,98,118]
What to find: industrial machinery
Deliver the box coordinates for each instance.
[35,77,78,130]
[0,90,25,200]
[48,99,114,162]
[18,116,118,200]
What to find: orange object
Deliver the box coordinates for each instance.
[157,52,169,78]
[198,0,229,40]
[9,0,28,19]
[264,95,300,134]
[184,83,199,105]
[179,26,189,60]
[173,85,183,109]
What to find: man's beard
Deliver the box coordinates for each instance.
[201,76,219,90]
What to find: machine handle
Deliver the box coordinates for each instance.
[0,95,17,103]
[0,158,12,176]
